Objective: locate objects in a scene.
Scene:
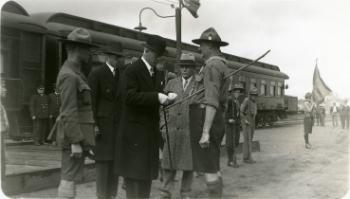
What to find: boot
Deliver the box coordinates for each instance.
[58,180,76,198]
[207,179,222,199]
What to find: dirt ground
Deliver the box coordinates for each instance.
[12,122,349,199]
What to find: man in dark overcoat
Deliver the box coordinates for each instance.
[30,85,49,145]
[55,28,97,198]
[115,35,176,198]
[88,47,124,199]
[225,83,244,168]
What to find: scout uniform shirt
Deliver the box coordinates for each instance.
[240,98,257,124]
[30,94,49,119]
[190,55,230,110]
[56,60,95,149]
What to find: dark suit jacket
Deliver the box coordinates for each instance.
[88,63,123,161]
[114,58,163,180]
[29,94,49,119]
[225,96,241,125]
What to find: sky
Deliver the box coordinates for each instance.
[3,0,350,99]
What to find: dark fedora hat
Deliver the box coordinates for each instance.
[144,34,167,55]
[98,46,124,57]
[192,27,228,46]
[59,28,97,47]
[176,52,196,66]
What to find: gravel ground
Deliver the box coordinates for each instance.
[11,122,349,199]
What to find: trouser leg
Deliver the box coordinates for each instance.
[160,169,176,198]
[332,115,335,127]
[125,178,152,199]
[58,149,85,198]
[304,133,309,144]
[248,126,253,160]
[242,124,249,160]
[341,116,345,129]
[225,124,233,162]
[40,119,48,143]
[33,120,40,143]
[96,161,119,199]
[346,115,349,129]
[180,171,194,197]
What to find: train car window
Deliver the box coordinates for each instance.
[1,36,20,78]
[277,82,283,96]
[270,82,276,96]
[260,80,267,96]
[250,78,257,89]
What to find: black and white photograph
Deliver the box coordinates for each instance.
[0,0,349,198]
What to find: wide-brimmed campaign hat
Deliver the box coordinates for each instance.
[143,34,167,55]
[192,27,228,46]
[305,92,312,99]
[59,28,97,48]
[176,52,196,66]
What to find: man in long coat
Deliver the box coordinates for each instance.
[55,28,97,198]
[115,35,176,198]
[160,53,196,198]
[88,47,124,199]
[30,85,49,145]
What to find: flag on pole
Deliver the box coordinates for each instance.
[312,59,332,104]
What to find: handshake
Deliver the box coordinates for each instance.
[158,92,178,106]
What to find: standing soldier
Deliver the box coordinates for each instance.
[160,53,196,199]
[225,83,244,168]
[345,100,350,130]
[48,86,60,144]
[340,100,347,130]
[319,104,326,127]
[30,85,49,146]
[88,47,124,199]
[240,87,258,164]
[189,27,230,198]
[55,28,97,198]
[302,92,315,149]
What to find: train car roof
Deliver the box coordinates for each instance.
[31,12,282,71]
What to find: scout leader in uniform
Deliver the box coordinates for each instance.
[55,28,97,198]
[30,85,49,145]
[114,35,177,199]
[302,92,315,149]
[225,83,244,168]
[190,28,230,198]
[241,87,258,164]
[160,53,196,199]
[88,47,124,199]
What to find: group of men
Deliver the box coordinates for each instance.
[329,102,350,129]
[29,85,60,145]
[53,27,259,199]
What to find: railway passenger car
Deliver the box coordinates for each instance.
[1,1,290,138]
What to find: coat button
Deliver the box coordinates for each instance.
[177,127,180,130]
[178,112,181,115]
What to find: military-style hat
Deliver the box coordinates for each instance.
[192,27,228,46]
[229,83,244,92]
[249,87,259,96]
[305,92,312,99]
[59,28,97,47]
[37,85,44,89]
[176,52,196,66]
[144,34,167,55]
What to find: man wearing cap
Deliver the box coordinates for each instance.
[302,92,315,149]
[55,28,97,198]
[189,27,230,198]
[160,53,196,199]
[88,47,124,199]
[225,83,244,168]
[115,34,176,198]
[30,85,49,146]
[241,87,258,163]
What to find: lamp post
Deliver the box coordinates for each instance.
[134,0,200,60]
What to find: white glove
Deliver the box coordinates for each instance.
[158,93,169,105]
[167,93,178,101]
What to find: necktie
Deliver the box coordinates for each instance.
[149,67,154,77]
[183,79,189,91]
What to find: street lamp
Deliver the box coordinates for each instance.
[134,0,200,60]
